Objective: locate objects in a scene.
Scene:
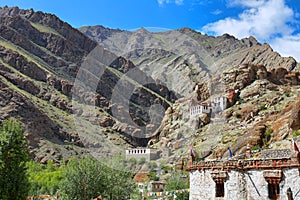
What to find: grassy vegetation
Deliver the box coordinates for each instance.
[0,58,54,94]
[27,160,66,195]
[30,22,63,37]
[0,69,112,152]
[264,127,273,140]
[26,156,139,198]
[221,133,233,144]
[0,35,81,131]
[0,38,53,74]
[153,33,169,46]
[251,144,260,151]
[0,35,71,80]
[204,38,215,48]
[292,129,300,138]
[0,74,74,131]
[0,59,36,80]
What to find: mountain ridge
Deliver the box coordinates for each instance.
[79,24,299,98]
[79,22,300,162]
[0,6,299,164]
[0,6,176,163]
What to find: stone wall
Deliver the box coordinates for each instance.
[189,168,300,200]
[261,149,291,159]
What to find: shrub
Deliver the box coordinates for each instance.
[293,129,300,137]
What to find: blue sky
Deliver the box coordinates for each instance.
[1,0,300,61]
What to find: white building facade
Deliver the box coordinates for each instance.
[190,96,227,117]
[126,148,157,161]
[188,150,300,200]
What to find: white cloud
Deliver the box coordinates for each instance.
[157,0,166,6]
[157,0,183,6]
[203,0,293,40]
[228,0,266,8]
[175,0,184,5]
[211,9,222,15]
[271,35,300,61]
[202,0,300,61]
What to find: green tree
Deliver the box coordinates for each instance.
[165,171,189,200]
[149,171,159,181]
[102,155,135,199]
[60,156,106,200]
[130,187,143,200]
[0,118,29,200]
[27,160,66,195]
[60,155,136,200]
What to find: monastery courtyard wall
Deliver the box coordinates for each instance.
[188,151,300,200]
[190,168,300,200]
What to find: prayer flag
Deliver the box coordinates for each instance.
[228,147,233,158]
[190,144,195,158]
[293,139,300,154]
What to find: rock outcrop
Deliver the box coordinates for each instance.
[149,63,300,162]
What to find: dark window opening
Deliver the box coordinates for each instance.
[216,182,225,197]
[268,183,280,200]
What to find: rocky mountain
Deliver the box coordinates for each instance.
[79,26,299,97]
[80,25,300,163]
[0,6,176,163]
[0,6,299,165]
[152,63,300,163]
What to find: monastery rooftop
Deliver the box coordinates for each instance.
[187,149,300,171]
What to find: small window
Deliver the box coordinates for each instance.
[216,182,224,197]
[268,183,280,200]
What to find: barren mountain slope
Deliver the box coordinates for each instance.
[0,6,298,164]
[80,26,299,98]
[0,7,176,163]
[80,25,300,164]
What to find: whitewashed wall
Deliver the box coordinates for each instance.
[245,170,268,200]
[190,170,215,200]
[189,168,300,200]
[281,168,300,200]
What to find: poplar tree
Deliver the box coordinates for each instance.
[0,118,29,200]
